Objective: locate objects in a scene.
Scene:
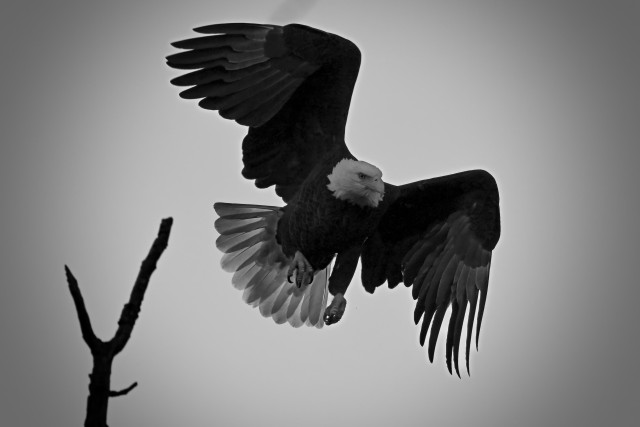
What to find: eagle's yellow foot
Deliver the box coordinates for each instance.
[287,251,314,288]
[324,293,347,325]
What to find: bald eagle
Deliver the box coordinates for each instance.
[167,23,501,376]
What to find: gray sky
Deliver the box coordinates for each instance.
[2,0,639,426]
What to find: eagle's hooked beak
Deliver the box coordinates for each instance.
[370,178,385,198]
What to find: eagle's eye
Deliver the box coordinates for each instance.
[358,173,367,180]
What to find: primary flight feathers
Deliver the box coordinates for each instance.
[167,23,319,127]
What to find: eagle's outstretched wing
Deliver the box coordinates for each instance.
[361,170,501,376]
[167,23,361,201]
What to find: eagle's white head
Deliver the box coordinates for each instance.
[327,158,385,208]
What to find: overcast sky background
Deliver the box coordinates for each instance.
[2,0,639,426]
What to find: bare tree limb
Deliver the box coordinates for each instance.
[110,217,173,355]
[65,217,173,427]
[65,265,100,350]
[109,382,138,397]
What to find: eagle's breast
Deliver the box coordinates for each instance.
[277,167,383,270]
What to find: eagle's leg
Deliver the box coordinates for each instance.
[287,251,314,288]
[324,245,361,326]
[324,293,347,325]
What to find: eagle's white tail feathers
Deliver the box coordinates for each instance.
[214,202,329,328]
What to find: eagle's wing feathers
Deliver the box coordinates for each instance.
[168,23,361,201]
[361,170,500,375]
[167,23,314,127]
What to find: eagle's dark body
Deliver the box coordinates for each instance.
[167,23,501,376]
[277,161,388,271]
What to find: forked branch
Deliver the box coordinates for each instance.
[65,217,173,427]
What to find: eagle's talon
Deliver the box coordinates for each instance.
[324,293,347,325]
[288,251,314,288]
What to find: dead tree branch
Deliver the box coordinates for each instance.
[66,217,173,427]
[66,266,100,350]
[109,382,139,397]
